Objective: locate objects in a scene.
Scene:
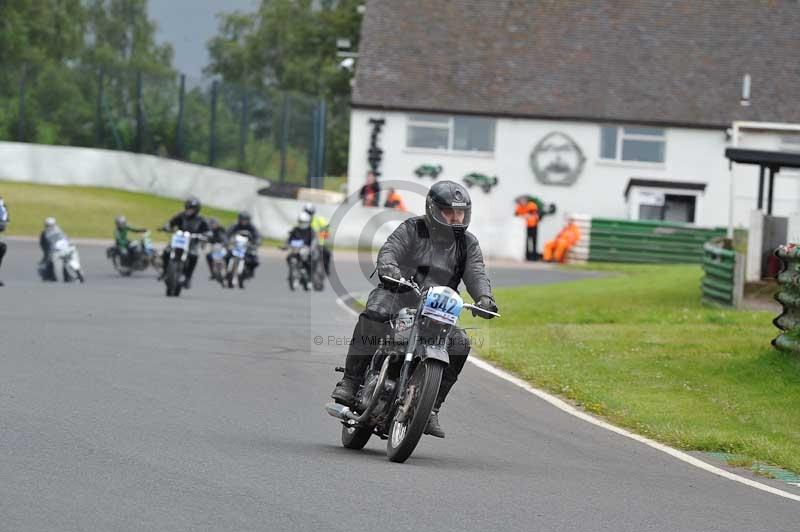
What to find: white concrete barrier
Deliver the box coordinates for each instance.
[0,141,526,259]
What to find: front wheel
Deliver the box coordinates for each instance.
[165,260,181,297]
[386,360,444,463]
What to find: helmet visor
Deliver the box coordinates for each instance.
[430,203,471,228]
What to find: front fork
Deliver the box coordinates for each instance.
[395,327,420,405]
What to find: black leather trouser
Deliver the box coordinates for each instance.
[343,311,470,407]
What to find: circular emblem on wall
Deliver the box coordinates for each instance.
[529,132,586,186]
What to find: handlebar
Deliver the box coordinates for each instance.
[381,276,422,296]
[463,303,501,319]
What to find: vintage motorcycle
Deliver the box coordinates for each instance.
[209,241,228,287]
[325,277,499,463]
[39,237,84,283]
[162,229,206,297]
[225,232,252,289]
[107,231,156,276]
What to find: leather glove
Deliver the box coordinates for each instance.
[377,264,403,284]
[474,295,498,319]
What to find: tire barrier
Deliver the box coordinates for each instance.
[701,238,744,307]
[773,244,800,354]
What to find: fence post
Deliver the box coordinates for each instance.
[238,90,249,172]
[316,98,327,188]
[135,71,143,152]
[773,244,800,354]
[175,74,186,159]
[209,80,218,166]
[307,103,318,188]
[95,66,105,146]
[17,65,26,142]
[279,94,290,183]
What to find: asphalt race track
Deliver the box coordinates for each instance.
[1,240,797,531]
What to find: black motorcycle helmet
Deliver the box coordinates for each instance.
[425,180,472,238]
[184,197,201,217]
[237,211,251,224]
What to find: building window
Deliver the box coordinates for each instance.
[600,126,665,163]
[407,114,495,153]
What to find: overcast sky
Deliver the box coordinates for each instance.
[148,0,260,80]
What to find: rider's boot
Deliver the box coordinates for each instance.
[423,408,445,438]
[331,377,360,406]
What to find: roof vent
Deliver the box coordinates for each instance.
[741,73,751,107]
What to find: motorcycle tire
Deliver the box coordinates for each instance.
[112,255,132,277]
[386,360,444,463]
[165,261,180,297]
[341,425,373,450]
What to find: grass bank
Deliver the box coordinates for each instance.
[461,263,800,473]
[0,180,286,245]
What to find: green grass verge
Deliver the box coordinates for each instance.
[460,263,800,473]
[0,180,284,246]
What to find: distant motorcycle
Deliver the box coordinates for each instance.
[162,229,206,297]
[209,242,228,287]
[225,232,252,289]
[326,277,499,463]
[107,231,156,276]
[286,239,311,291]
[39,237,84,283]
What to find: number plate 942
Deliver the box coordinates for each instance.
[421,286,464,325]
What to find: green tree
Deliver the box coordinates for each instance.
[206,0,362,176]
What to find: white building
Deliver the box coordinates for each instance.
[346,0,800,260]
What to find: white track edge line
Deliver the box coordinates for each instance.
[334,295,800,503]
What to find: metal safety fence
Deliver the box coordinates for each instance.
[588,218,726,264]
[701,238,744,307]
[773,244,800,354]
[0,63,344,187]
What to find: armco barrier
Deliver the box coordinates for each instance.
[588,218,726,264]
[701,238,744,307]
[773,244,800,354]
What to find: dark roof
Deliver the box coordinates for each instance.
[624,179,707,199]
[353,1,800,128]
[725,148,800,169]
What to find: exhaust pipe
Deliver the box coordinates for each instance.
[326,402,355,421]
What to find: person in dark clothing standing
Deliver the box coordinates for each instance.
[331,181,498,438]
[0,196,8,287]
[161,197,210,289]
[359,171,381,207]
[515,196,540,261]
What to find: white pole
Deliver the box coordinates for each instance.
[727,122,739,239]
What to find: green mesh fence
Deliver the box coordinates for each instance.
[773,244,800,354]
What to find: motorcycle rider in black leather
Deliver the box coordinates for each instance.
[161,197,210,289]
[226,211,261,277]
[331,181,499,438]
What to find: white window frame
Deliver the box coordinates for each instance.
[406,114,495,155]
[600,125,666,165]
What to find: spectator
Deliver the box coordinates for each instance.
[543,216,581,263]
[384,187,406,212]
[359,171,381,207]
[514,196,540,261]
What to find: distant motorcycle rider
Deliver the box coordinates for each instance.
[0,196,8,287]
[39,217,67,281]
[226,211,261,277]
[161,197,210,289]
[303,203,331,275]
[286,211,316,271]
[113,215,146,262]
[331,181,499,438]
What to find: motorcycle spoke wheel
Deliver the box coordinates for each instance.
[386,360,444,463]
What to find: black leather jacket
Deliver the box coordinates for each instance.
[227,223,261,247]
[366,216,493,317]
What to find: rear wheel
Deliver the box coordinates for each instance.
[386,360,444,463]
[341,425,373,449]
